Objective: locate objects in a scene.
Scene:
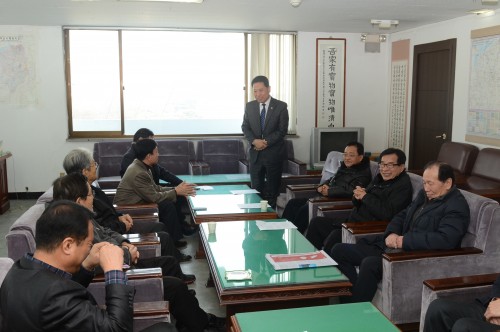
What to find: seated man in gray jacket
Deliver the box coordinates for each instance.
[331,161,470,303]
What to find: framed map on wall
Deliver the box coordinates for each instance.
[466,25,500,147]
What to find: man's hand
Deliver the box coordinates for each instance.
[99,244,125,273]
[252,139,268,151]
[81,242,110,271]
[118,214,133,232]
[485,298,500,322]
[122,242,140,265]
[175,182,197,197]
[385,233,400,249]
[353,186,367,200]
[317,185,329,196]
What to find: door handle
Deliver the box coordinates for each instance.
[435,133,447,140]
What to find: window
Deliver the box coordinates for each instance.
[65,29,296,138]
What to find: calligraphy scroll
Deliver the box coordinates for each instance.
[315,38,346,127]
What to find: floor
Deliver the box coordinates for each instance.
[0,199,226,318]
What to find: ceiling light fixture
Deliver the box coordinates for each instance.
[469,9,496,16]
[118,0,203,3]
[371,19,399,30]
[481,0,498,5]
[290,0,302,8]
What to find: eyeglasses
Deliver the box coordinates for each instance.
[378,163,400,169]
[93,162,99,169]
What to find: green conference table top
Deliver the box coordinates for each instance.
[231,302,399,332]
[177,173,251,185]
[187,184,277,223]
[200,219,350,311]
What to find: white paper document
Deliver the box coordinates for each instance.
[230,189,259,195]
[265,250,337,270]
[195,186,213,191]
[256,220,297,230]
[237,203,269,209]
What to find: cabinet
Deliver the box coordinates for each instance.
[0,153,12,214]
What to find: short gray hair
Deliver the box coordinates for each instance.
[63,148,93,174]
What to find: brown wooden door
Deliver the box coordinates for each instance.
[409,39,456,169]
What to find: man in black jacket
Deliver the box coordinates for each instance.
[0,200,172,332]
[424,275,500,331]
[331,161,470,303]
[120,128,196,237]
[282,141,372,234]
[306,148,412,251]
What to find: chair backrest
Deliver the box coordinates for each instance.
[459,189,499,251]
[93,141,131,178]
[196,139,246,174]
[369,161,380,179]
[437,142,479,175]
[0,257,14,286]
[6,204,45,261]
[320,151,343,183]
[408,172,423,201]
[156,140,196,175]
[470,148,500,183]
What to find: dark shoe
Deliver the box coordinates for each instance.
[205,313,226,331]
[188,289,196,296]
[181,274,196,285]
[175,240,188,249]
[179,253,192,263]
[182,225,198,237]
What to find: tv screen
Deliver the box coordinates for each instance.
[320,131,359,161]
[310,127,364,168]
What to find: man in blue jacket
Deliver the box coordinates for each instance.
[331,161,470,303]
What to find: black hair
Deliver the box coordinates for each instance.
[345,141,364,156]
[132,138,158,161]
[251,75,270,87]
[133,128,154,142]
[424,161,455,185]
[35,200,91,252]
[379,148,407,165]
[53,172,89,202]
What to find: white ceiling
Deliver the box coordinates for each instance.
[0,0,498,33]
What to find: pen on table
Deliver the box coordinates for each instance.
[298,263,317,268]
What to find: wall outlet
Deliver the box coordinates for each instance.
[60,172,65,178]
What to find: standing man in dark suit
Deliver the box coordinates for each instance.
[242,75,289,208]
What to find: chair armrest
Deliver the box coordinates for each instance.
[287,184,318,191]
[238,159,249,174]
[93,267,163,282]
[309,196,352,204]
[189,161,210,175]
[423,273,500,291]
[286,159,307,175]
[382,247,483,262]
[134,301,170,317]
[341,221,389,235]
[114,204,159,216]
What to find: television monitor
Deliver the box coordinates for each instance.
[310,127,364,168]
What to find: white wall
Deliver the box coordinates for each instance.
[392,13,500,151]
[1,27,390,193]
[0,26,94,193]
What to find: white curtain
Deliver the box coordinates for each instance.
[248,33,297,134]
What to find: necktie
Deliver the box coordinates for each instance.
[260,103,266,132]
